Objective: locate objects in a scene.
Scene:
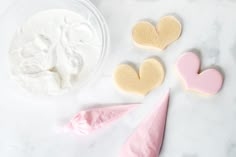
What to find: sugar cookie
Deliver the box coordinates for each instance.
[132,16,182,51]
[176,52,223,95]
[114,58,165,95]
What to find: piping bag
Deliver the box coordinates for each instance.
[119,90,170,157]
[65,104,138,135]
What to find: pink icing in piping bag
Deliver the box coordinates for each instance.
[65,104,138,135]
[119,91,170,157]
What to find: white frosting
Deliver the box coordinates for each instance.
[9,9,102,95]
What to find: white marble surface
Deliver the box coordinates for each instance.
[0,0,236,157]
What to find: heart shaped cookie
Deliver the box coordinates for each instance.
[114,58,165,95]
[132,16,182,51]
[176,52,223,95]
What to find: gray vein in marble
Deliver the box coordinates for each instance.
[227,143,236,157]
[198,21,221,65]
[230,38,236,61]
[182,153,198,157]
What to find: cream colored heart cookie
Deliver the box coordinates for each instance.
[132,16,182,51]
[114,58,165,95]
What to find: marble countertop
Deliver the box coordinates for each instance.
[0,0,236,157]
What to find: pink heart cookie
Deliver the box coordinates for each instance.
[176,52,223,95]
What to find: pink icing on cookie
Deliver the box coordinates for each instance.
[119,91,169,157]
[66,104,138,135]
[176,52,223,95]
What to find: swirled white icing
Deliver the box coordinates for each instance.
[9,9,102,95]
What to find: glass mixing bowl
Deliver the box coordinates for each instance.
[0,0,109,95]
